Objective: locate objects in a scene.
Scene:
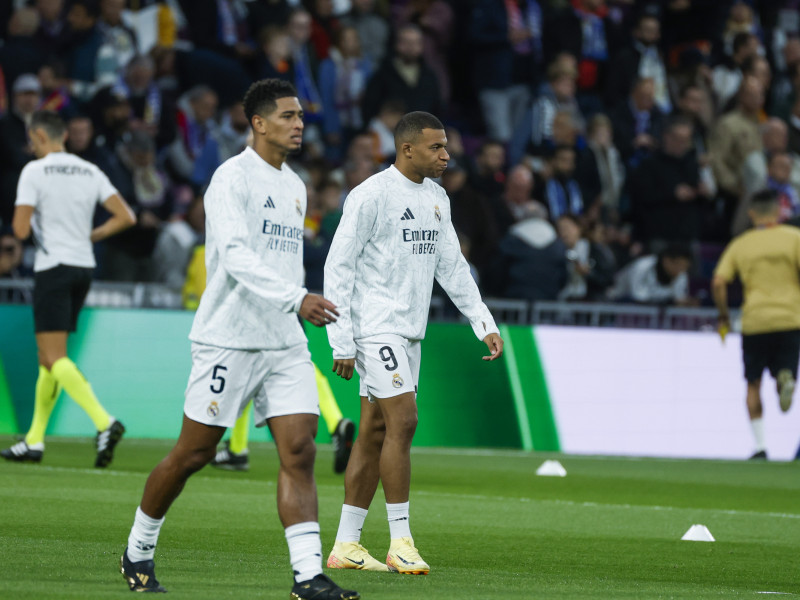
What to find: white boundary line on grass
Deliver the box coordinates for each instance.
[21,465,800,521]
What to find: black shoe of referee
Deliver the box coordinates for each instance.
[331,418,355,474]
[95,420,125,468]
[290,573,359,600]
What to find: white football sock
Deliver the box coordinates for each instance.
[386,501,411,540]
[127,506,165,562]
[336,504,368,543]
[750,417,766,451]
[285,521,322,583]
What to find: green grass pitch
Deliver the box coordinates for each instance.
[1,436,798,599]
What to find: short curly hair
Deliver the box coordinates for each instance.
[243,79,298,124]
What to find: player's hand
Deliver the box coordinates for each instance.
[299,294,339,327]
[717,314,730,343]
[482,333,504,361]
[333,358,355,380]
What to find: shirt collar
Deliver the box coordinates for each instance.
[388,164,425,190]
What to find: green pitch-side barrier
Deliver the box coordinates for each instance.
[0,305,558,450]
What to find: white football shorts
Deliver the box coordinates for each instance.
[184,342,319,428]
[355,334,420,400]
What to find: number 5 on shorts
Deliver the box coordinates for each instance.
[379,346,398,371]
[210,365,227,393]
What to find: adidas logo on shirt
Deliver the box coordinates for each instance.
[400,208,415,220]
[264,196,276,208]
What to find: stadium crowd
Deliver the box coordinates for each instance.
[0,0,798,307]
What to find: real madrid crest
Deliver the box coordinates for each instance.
[434,205,441,222]
[392,373,404,388]
[207,401,219,418]
[295,198,302,216]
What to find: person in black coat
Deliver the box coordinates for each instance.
[628,115,712,244]
[604,12,671,113]
[0,75,40,228]
[361,24,442,124]
[609,77,665,169]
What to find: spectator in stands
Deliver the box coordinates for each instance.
[34,0,69,57]
[339,0,389,68]
[102,131,170,281]
[735,151,800,235]
[98,0,138,76]
[712,32,759,112]
[576,113,624,223]
[772,38,800,119]
[397,0,455,105]
[257,25,294,82]
[720,0,761,58]
[468,139,506,201]
[318,25,372,162]
[734,118,800,234]
[287,9,325,129]
[494,163,536,236]
[307,0,340,61]
[522,61,584,157]
[361,23,441,124]
[38,62,73,114]
[115,54,175,148]
[605,12,671,113]
[152,194,204,292]
[442,158,498,280]
[488,201,568,302]
[710,76,765,223]
[63,0,118,102]
[341,157,376,195]
[538,145,585,221]
[0,228,24,279]
[0,74,40,228]
[767,151,800,223]
[610,77,664,170]
[469,0,544,143]
[557,214,615,301]
[545,0,611,117]
[192,101,249,188]
[609,244,694,305]
[178,0,256,64]
[673,83,713,163]
[65,113,97,159]
[0,7,47,92]
[166,85,218,183]
[366,99,404,165]
[628,115,711,244]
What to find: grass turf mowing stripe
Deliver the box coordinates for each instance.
[2,437,799,599]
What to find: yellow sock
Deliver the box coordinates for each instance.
[51,357,111,432]
[24,366,60,446]
[229,401,251,455]
[315,364,342,435]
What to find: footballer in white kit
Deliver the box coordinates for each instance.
[121,79,358,600]
[183,144,318,428]
[324,111,503,575]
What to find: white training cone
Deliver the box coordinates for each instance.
[536,460,567,477]
[681,524,715,542]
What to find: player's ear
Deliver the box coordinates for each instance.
[251,114,268,135]
[402,141,413,158]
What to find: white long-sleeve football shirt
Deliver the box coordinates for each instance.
[189,147,308,350]
[324,165,499,359]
